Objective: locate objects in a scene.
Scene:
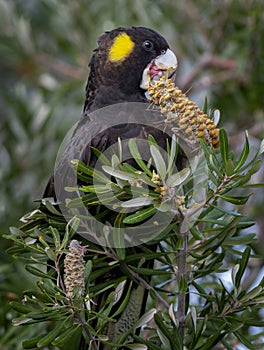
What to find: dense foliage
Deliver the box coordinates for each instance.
[1,1,263,349]
[3,131,264,349]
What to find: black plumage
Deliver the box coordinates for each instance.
[43,27,179,349]
[43,27,175,200]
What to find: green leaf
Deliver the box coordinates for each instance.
[240,285,263,302]
[248,158,262,175]
[90,146,111,166]
[154,312,183,349]
[196,323,226,350]
[209,154,224,178]
[113,228,126,255]
[22,335,45,349]
[37,321,67,347]
[45,247,57,262]
[9,302,36,314]
[52,324,81,346]
[49,226,60,250]
[234,247,251,288]
[123,206,156,224]
[44,199,62,216]
[234,131,250,172]
[26,306,68,321]
[129,266,171,276]
[219,128,229,170]
[167,134,178,175]
[134,308,156,329]
[150,144,167,180]
[23,290,54,304]
[226,158,234,176]
[111,281,132,318]
[80,184,110,194]
[61,216,80,249]
[225,233,256,246]
[133,336,162,350]
[121,197,154,208]
[234,330,255,349]
[202,96,208,114]
[102,165,135,181]
[190,226,204,240]
[148,134,158,146]
[85,260,92,281]
[218,194,250,205]
[9,226,26,237]
[125,344,148,350]
[166,168,190,187]
[190,306,197,333]
[112,153,121,168]
[200,139,223,177]
[25,265,54,279]
[128,139,152,176]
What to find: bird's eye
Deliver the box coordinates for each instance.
[161,49,166,55]
[142,40,154,51]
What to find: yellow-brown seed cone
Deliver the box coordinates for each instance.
[148,76,220,148]
[64,240,86,297]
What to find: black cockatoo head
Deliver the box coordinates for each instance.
[83,26,177,113]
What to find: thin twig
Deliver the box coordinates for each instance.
[74,310,99,350]
[124,263,170,309]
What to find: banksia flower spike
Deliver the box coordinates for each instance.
[64,240,86,298]
[148,76,220,148]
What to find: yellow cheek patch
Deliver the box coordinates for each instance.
[109,33,135,62]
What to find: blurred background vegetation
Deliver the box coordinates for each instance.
[0,0,263,348]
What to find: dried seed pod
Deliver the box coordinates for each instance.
[64,240,86,297]
[148,76,220,148]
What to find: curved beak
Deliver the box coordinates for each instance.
[140,48,178,90]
